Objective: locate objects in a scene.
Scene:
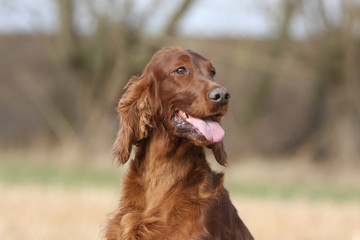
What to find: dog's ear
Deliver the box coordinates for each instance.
[113,75,153,164]
[210,141,227,166]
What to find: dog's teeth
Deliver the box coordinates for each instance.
[179,111,191,123]
[181,111,187,118]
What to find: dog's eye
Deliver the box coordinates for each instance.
[174,67,187,75]
[210,67,216,78]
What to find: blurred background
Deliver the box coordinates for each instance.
[0,0,360,239]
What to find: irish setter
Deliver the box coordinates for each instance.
[105,47,253,240]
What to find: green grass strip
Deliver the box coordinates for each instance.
[1,160,360,202]
[0,161,122,188]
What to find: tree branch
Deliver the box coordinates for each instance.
[165,0,196,36]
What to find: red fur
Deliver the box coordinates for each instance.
[106,47,253,240]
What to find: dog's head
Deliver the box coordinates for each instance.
[114,47,230,166]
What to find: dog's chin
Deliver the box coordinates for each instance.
[171,110,225,145]
[174,130,211,146]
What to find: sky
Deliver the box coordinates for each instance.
[0,0,343,39]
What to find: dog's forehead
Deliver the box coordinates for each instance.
[186,50,213,71]
[149,47,213,71]
[167,49,212,68]
[185,49,208,61]
[164,48,210,61]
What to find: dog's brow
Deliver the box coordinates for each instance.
[176,54,191,65]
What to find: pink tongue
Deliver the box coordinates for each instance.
[188,116,225,142]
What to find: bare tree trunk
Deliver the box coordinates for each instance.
[303,0,360,163]
[165,0,196,36]
[244,0,302,124]
[56,0,82,67]
[337,0,360,164]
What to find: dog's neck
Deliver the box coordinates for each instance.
[136,132,208,175]
[132,132,213,206]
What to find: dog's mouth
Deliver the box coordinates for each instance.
[172,110,225,143]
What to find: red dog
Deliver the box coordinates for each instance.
[106,47,253,240]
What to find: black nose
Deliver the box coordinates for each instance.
[208,88,230,106]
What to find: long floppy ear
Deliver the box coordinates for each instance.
[209,141,227,166]
[113,75,153,164]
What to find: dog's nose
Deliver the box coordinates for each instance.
[208,88,230,106]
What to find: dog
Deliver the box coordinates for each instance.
[105,47,253,240]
